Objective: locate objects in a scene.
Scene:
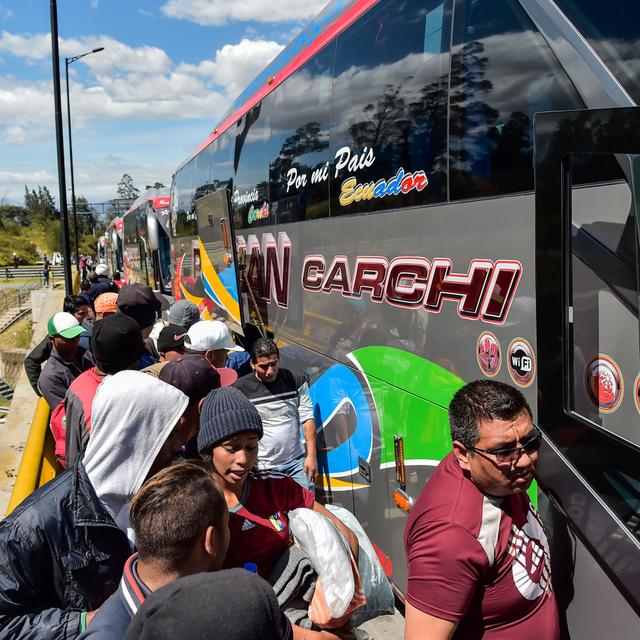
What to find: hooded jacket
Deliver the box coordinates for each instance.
[0,372,189,640]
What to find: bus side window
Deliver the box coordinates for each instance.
[330,0,451,216]
[232,94,274,230]
[268,43,334,223]
[449,0,584,200]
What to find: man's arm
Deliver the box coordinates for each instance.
[302,418,318,482]
[296,379,318,481]
[405,601,457,640]
[24,336,51,395]
[0,521,82,640]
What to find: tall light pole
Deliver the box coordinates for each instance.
[65,46,104,271]
[50,0,72,294]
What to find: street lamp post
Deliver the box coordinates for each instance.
[65,46,104,272]
[50,0,72,294]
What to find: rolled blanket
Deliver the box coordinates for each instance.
[268,545,317,629]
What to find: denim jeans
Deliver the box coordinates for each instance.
[270,454,315,493]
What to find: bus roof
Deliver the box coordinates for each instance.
[175,0,378,174]
[124,188,171,217]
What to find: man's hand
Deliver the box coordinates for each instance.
[304,454,318,483]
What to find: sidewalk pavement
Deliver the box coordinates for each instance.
[0,287,64,514]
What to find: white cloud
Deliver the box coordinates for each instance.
[178,38,284,99]
[4,125,48,144]
[161,0,329,26]
[0,31,50,61]
[0,31,283,136]
[0,169,56,183]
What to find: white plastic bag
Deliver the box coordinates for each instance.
[288,508,354,618]
[326,504,395,626]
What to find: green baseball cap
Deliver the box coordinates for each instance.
[47,312,86,339]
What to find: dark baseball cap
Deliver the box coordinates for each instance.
[157,324,188,354]
[159,354,237,406]
[168,300,200,329]
[117,283,169,329]
[91,314,145,374]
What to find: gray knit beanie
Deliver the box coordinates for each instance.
[198,387,263,453]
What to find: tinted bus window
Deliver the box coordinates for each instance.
[232,94,274,230]
[449,0,583,199]
[269,43,334,223]
[554,2,640,105]
[211,132,234,192]
[193,143,215,202]
[330,0,451,216]
[172,159,197,239]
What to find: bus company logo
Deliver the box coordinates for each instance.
[477,332,501,377]
[247,202,269,225]
[302,255,522,325]
[585,355,623,413]
[232,188,259,206]
[634,373,640,415]
[237,232,291,309]
[507,338,536,387]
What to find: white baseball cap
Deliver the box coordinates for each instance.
[184,320,243,353]
[47,312,86,339]
[95,263,109,276]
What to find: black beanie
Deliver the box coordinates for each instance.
[124,569,292,640]
[91,314,145,374]
[197,387,263,453]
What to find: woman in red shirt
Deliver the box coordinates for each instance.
[197,387,358,640]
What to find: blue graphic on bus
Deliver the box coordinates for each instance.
[309,363,373,477]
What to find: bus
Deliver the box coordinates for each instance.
[169,0,640,635]
[121,189,171,293]
[105,215,124,277]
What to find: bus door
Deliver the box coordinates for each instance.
[195,187,244,334]
[535,107,640,636]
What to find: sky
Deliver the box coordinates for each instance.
[0,0,330,207]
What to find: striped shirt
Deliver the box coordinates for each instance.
[234,368,314,469]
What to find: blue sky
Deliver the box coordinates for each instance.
[0,0,329,206]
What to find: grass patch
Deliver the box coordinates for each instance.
[0,317,33,351]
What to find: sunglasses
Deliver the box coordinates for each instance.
[467,426,542,464]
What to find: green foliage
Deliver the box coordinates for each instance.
[117,173,139,199]
[0,185,103,265]
[145,182,165,190]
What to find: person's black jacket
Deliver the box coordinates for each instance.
[24,335,51,395]
[0,462,132,639]
[24,336,88,396]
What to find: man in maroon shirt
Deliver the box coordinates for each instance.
[404,380,559,640]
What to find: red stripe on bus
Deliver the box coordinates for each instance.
[191,0,380,158]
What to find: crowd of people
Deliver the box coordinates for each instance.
[0,261,558,640]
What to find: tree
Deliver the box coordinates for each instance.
[117,174,139,199]
[24,185,57,224]
[0,204,29,227]
[145,182,166,190]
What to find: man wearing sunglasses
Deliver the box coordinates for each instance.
[404,380,558,640]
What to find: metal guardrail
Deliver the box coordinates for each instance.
[1,266,65,278]
[5,398,61,515]
[0,277,43,317]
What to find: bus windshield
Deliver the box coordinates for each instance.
[555,1,640,103]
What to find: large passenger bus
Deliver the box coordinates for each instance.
[121,189,171,293]
[169,0,640,635]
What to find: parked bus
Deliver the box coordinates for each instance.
[120,189,171,293]
[104,216,124,277]
[169,0,640,635]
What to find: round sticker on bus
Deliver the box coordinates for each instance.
[477,332,501,377]
[507,338,536,387]
[585,355,623,413]
[634,373,640,415]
